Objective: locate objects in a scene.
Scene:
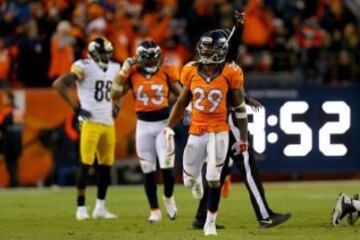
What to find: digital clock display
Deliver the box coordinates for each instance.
[246,88,360,173]
[247,101,350,157]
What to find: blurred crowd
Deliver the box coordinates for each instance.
[0,0,359,88]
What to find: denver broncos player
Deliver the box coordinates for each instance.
[53,37,118,220]
[164,31,249,236]
[111,41,182,223]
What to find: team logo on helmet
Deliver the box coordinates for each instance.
[136,40,162,74]
[88,37,113,69]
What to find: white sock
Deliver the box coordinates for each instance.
[95,199,105,209]
[206,211,217,223]
[352,199,360,211]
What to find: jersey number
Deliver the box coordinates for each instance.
[136,84,164,106]
[193,88,222,112]
[94,80,112,102]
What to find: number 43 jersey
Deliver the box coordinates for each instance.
[124,65,179,114]
[71,59,120,125]
[181,62,244,135]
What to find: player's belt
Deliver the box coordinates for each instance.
[136,107,169,122]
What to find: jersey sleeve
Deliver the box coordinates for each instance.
[70,60,85,81]
[228,63,244,90]
[165,65,180,84]
[180,63,195,88]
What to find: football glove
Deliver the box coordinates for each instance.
[231,140,248,156]
[182,109,192,126]
[112,103,121,118]
[163,127,175,154]
[75,106,92,120]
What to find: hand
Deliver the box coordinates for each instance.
[234,10,245,26]
[122,57,138,70]
[163,127,175,153]
[112,103,121,118]
[231,140,248,156]
[247,98,263,112]
[75,107,92,120]
[182,109,192,126]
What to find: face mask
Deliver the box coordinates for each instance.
[144,66,158,73]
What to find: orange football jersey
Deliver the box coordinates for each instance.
[181,62,244,135]
[125,65,180,112]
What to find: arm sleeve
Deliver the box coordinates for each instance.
[70,60,85,81]
[180,65,192,88]
[225,25,244,63]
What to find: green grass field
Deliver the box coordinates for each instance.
[1,181,359,240]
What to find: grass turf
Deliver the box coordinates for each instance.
[0,181,359,240]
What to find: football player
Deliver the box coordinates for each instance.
[332,193,360,226]
[111,41,182,223]
[164,30,249,236]
[53,37,118,220]
[192,13,291,229]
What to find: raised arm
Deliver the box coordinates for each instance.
[111,57,137,100]
[226,10,245,63]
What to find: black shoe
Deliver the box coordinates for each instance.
[260,213,292,228]
[332,193,356,226]
[191,219,225,230]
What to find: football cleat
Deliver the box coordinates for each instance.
[348,211,359,225]
[92,207,118,219]
[192,177,203,200]
[204,220,217,236]
[162,196,177,220]
[348,194,360,225]
[76,206,90,221]
[191,219,225,230]
[260,212,292,228]
[332,193,355,226]
[148,209,162,224]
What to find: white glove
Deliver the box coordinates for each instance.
[231,141,249,156]
[119,57,137,76]
[182,109,192,126]
[163,127,175,154]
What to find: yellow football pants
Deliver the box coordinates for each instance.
[80,121,115,166]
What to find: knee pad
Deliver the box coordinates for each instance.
[183,174,196,188]
[140,159,156,174]
[159,153,175,169]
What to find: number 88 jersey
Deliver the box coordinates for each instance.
[71,59,120,125]
[181,62,244,135]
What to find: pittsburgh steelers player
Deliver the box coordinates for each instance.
[111,41,182,223]
[53,37,119,220]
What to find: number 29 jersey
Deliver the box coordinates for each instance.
[71,59,120,125]
[181,62,244,135]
